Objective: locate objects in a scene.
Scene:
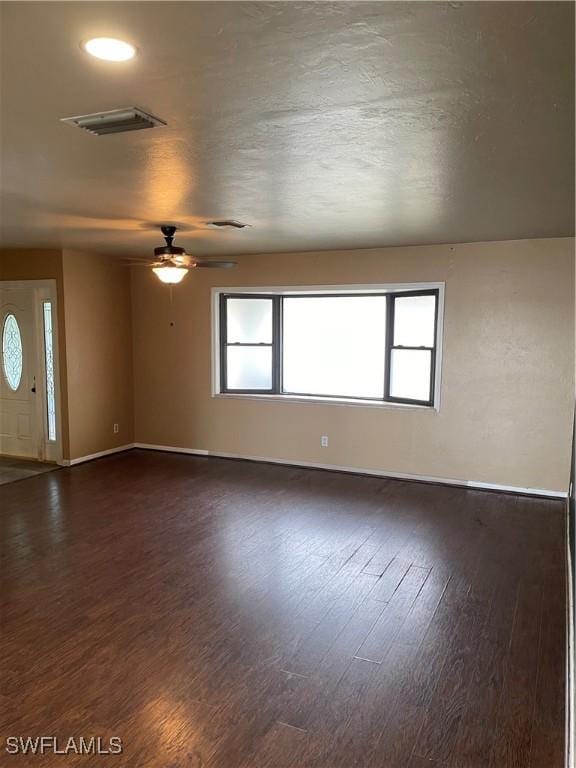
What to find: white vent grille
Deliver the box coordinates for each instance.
[60,107,166,136]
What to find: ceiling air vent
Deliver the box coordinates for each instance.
[205,220,249,230]
[60,107,166,136]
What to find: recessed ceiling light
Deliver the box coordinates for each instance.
[83,37,136,62]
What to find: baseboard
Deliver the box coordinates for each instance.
[132,442,567,499]
[60,443,135,467]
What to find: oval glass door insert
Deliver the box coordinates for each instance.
[2,313,23,390]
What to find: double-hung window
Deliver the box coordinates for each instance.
[216,285,442,407]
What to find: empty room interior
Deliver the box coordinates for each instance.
[1,2,575,767]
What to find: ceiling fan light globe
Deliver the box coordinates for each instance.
[152,265,188,284]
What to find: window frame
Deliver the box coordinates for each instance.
[213,283,444,410]
[219,294,282,394]
[384,289,440,407]
[280,292,389,403]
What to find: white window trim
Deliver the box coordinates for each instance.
[211,282,445,411]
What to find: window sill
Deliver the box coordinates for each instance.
[212,392,438,412]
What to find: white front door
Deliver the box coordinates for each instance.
[0,288,41,458]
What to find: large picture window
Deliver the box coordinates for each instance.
[217,286,442,407]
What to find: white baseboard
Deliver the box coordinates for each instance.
[60,443,136,467]
[133,443,209,458]
[132,442,567,499]
[465,479,566,498]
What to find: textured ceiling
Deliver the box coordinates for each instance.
[0,1,574,257]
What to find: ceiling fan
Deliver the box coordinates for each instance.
[126,225,237,283]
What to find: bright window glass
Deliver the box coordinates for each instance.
[227,346,272,390]
[393,295,436,347]
[2,313,23,391]
[43,302,56,441]
[227,298,272,343]
[390,349,432,402]
[283,296,386,399]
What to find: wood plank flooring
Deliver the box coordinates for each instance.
[0,450,566,767]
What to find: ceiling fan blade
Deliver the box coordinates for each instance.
[193,260,237,269]
[120,262,156,267]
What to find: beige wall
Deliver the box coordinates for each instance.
[132,238,575,493]
[62,251,134,460]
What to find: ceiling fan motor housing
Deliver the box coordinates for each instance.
[149,225,236,269]
[155,225,185,257]
[154,244,186,257]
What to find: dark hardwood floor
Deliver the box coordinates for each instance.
[0,450,566,767]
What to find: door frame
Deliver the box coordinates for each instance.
[0,279,63,464]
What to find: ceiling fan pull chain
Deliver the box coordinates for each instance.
[169,285,175,327]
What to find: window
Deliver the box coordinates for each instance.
[42,301,56,441]
[387,293,437,404]
[283,296,387,399]
[2,313,23,391]
[217,286,442,407]
[220,297,278,391]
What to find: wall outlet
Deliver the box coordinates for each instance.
[113,423,119,434]
[320,435,329,448]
